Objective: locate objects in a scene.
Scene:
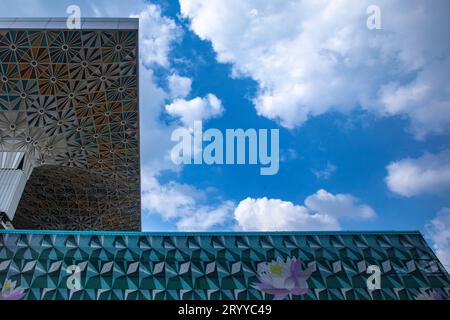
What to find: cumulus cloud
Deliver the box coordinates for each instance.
[176,204,235,231]
[305,189,375,219]
[131,7,227,230]
[131,4,182,67]
[141,170,234,231]
[234,189,375,231]
[426,208,450,271]
[378,61,450,139]
[143,183,376,231]
[180,0,450,138]
[385,150,450,197]
[165,93,224,127]
[235,197,339,231]
[168,74,193,99]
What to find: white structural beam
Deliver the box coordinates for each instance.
[0,152,34,221]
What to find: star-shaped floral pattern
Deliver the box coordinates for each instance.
[0,28,139,231]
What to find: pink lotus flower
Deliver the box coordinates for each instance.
[252,257,314,300]
[0,279,26,300]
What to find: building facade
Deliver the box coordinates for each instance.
[0,230,449,300]
[0,18,140,231]
[1,18,449,302]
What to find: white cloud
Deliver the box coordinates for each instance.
[143,182,376,231]
[235,197,339,231]
[165,94,224,127]
[385,150,450,197]
[426,207,450,271]
[378,61,450,139]
[176,203,235,231]
[132,5,182,67]
[168,74,192,99]
[234,189,375,231]
[305,189,375,219]
[127,6,228,232]
[132,6,188,175]
[312,163,336,180]
[141,169,234,231]
[179,0,450,138]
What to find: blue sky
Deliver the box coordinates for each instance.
[1,0,449,268]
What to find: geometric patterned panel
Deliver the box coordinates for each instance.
[0,25,140,230]
[0,230,448,300]
[12,166,140,230]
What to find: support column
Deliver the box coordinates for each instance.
[0,152,34,227]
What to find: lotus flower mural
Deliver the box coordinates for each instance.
[252,257,314,300]
[0,279,26,300]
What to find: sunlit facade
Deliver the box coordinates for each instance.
[0,18,140,231]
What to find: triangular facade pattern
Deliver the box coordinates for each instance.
[0,230,449,300]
